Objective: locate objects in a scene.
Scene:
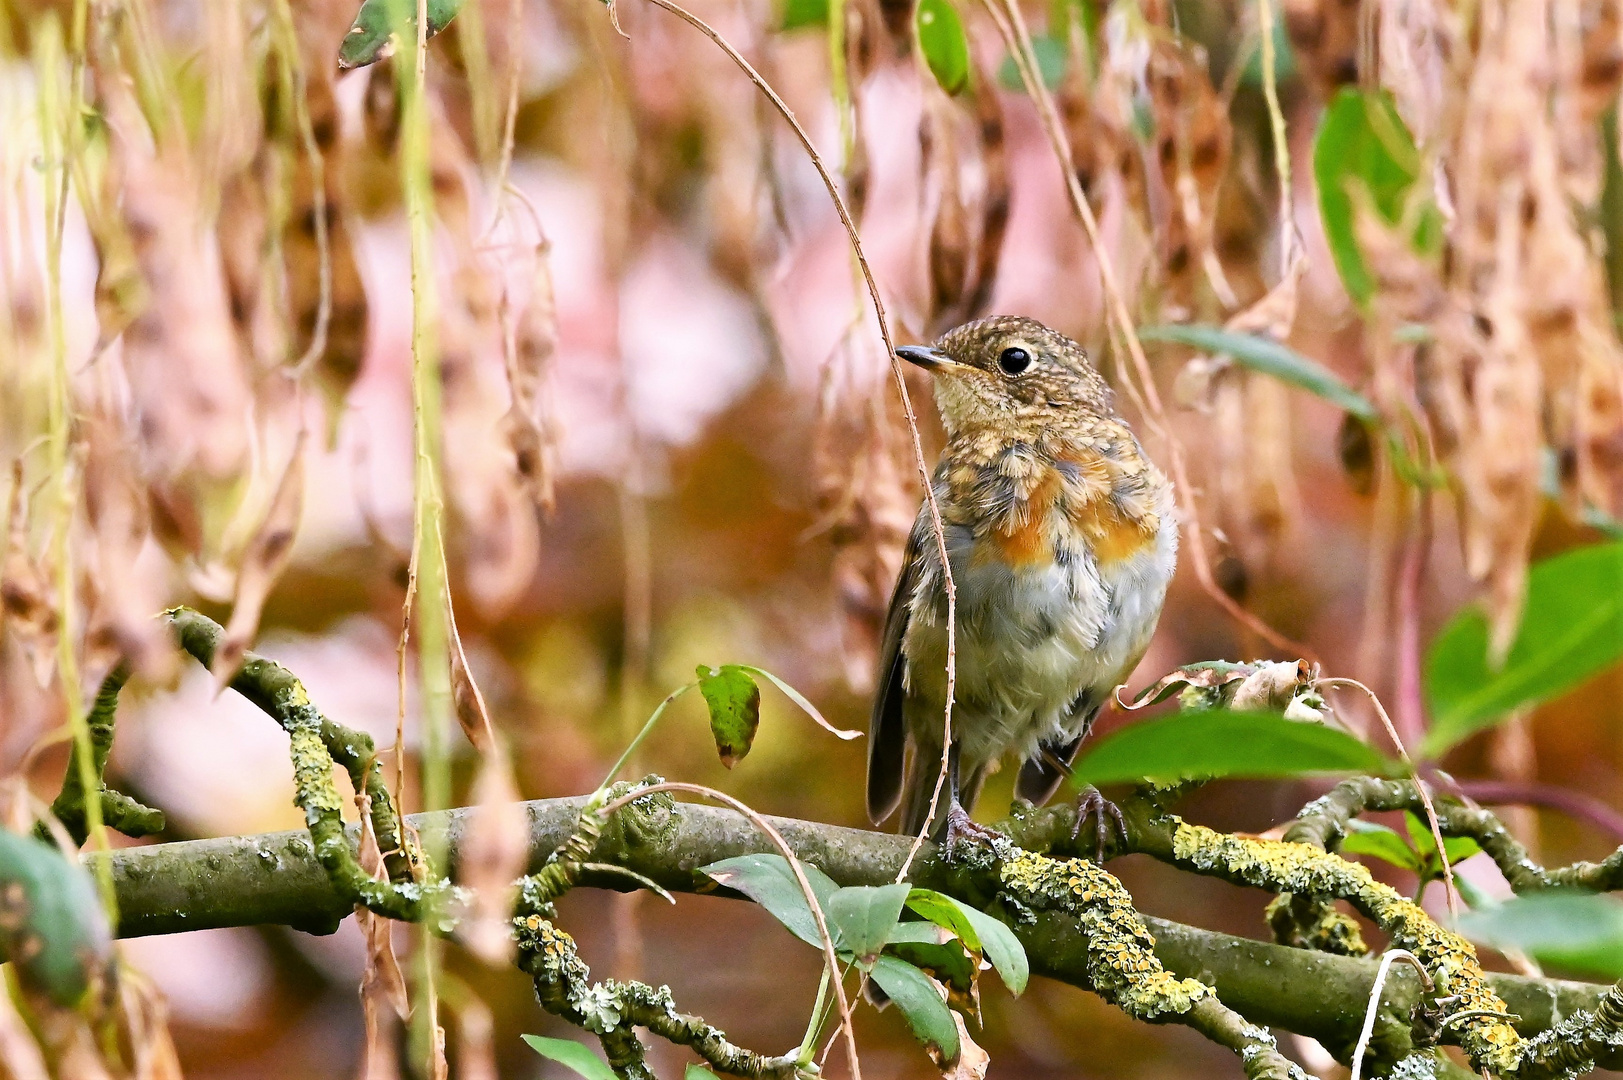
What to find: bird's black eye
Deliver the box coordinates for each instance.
[998,347,1031,375]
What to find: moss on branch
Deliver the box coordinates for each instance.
[163,608,436,917]
[45,662,165,844]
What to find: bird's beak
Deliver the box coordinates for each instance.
[896,345,957,372]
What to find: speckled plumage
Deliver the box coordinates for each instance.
[867,316,1178,837]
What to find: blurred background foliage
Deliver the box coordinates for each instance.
[2,0,1623,1074]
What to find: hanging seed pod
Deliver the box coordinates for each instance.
[214,428,308,686]
[963,58,1009,318]
[1283,0,1362,97]
[924,103,971,331]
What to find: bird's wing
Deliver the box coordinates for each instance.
[866,521,924,825]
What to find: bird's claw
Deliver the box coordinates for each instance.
[943,803,1004,855]
[1070,785,1126,861]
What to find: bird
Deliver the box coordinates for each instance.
[866,315,1178,849]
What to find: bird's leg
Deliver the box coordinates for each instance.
[942,742,1002,850]
[1071,784,1127,861]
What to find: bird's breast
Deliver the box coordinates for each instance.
[968,452,1163,571]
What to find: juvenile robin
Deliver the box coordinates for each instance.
[867,316,1178,848]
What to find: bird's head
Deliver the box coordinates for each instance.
[896,316,1114,436]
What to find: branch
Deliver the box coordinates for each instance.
[45,662,165,844]
[81,797,1623,1070]
[1288,777,1623,893]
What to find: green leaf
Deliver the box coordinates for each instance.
[685,1067,718,1080]
[915,0,971,95]
[338,0,463,70]
[886,940,978,1004]
[1138,325,1378,422]
[701,853,839,949]
[1457,892,1623,979]
[1339,820,1420,870]
[780,0,828,29]
[521,1035,620,1080]
[1442,835,1483,865]
[696,665,761,768]
[1312,88,1428,305]
[869,956,960,1064]
[1071,710,1393,787]
[826,883,912,968]
[997,35,1067,92]
[0,829,110,1008]
[1393,811,1482,882]
[1422,541,1623,756]
[907,890,1029,995]
[886,920,956,946]
[738,665,860,739]
[904,889,982,953]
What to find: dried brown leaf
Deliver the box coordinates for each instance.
[2,461,59,688]
[924,103,970,330]
[939,1012,989,1080]
[355,797,409,1080]
[1283,0,1362,97]
[82,414,171,681]
[452,995,497,1080]
[446,595,495,753]
[501,241,559,517]
[118,969,185,1080]
[454,742,527,966]
[963,61,1009,319]
[214,430,307,687]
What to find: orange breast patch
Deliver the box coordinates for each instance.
[987,470,1061,567]
[979,456,1159,569]
[1077,499,1159,564]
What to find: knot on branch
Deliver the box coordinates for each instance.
[998,850,1209,1020]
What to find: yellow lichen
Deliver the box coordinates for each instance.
[999,850,1209,1021]
[1167,818,1522,1073]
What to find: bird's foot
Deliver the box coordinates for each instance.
[943,803,1004,856]
[1070,785,1126,862]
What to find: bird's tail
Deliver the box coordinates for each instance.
[898,744,987,839]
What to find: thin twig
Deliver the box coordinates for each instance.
[1350,949,1432,1080]
[484,0,526,239]
[981,0,1312,659]
[628,0,959,884]
[1449,779,1623,841]
[599,781,863,1080]
[1324,678,1458,917]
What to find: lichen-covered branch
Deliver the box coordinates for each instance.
[45,662,165,844]
[997,848,1306,1079]
[1287,777,1623,894]
[1511,982,1623,1078]
[513,913,804,1080]
[163,607,433,914]
[510,790,806,1079]
[43,656,166,844]
[1129,809,1522,1073]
